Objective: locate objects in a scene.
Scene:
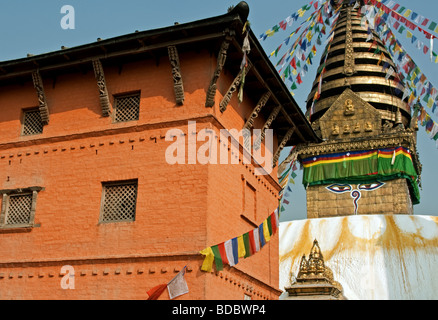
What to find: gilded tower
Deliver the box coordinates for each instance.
[286,0,422,218]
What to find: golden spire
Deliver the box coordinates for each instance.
[307,2,411,129]
[285,239,346,299]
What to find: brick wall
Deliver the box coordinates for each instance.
[0,49,281,299]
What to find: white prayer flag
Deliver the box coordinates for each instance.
[429,123,438,139]
[253,227,260,252]
[224,240,236,266]
[385,67,395,80]
[167,266,189,299]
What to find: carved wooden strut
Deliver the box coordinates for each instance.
[243,91,271,131]
[31,70,50,125]
[205,34,233,107]
[92,59,111,117]
[272,126,296,166]
[167,46,185,105]
[219,64,252,113]
[253,105,281,150]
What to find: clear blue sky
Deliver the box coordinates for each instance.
[0,0,437,221]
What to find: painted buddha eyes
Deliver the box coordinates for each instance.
[326,184,352,193]
[326,182,385,194]
[358,182,385,191]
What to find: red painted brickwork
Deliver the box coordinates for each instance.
[0,50,281,300]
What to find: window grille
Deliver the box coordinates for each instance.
[100,181,138,222]
[22,109,43,135]
[5,194,33,225]
[113,94,140,122]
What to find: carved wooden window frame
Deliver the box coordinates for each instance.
[98,179,138,224]
[21,107,44,136]
[112,92,141,123]
[0,187,43,229]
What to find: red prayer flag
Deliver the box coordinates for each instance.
[368,40,377,51]
[248,230,256,255]
[291,57,297,69]
[422,18,430,26]
[147,283,167,300]
[318,13,324,24]
[296,74,303,84]
[279,20,287,30]
[270,212,278,236]
[217,242,229,265]
[424,45,429,54]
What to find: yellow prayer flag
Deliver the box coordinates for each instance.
[306,32,313,42]
[263,220,271,242]
[428,98,434,108]
[404,10,412,18]
[237,235,246,258]
[406,31,413,39]
[408,92,415,104]
[200,247,215,272]
[377,52,385,66]
[266,30,275,37]
[425,113,431,122]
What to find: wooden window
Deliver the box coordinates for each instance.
[0,187,42,228]
[22,108,43,136]
[113,93,140,123]
[99,180,138,223]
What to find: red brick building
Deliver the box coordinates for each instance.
[0,2,318,299]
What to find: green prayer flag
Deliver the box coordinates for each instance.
[290,82,298,90]
[242,233,251,258]
[428,21,438,31]
[266,216,273,236]
[211,245,223,271]
[398,6,406,14]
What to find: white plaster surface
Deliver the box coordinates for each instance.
[279,215,438,300]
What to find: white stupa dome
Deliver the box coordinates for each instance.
[279,214,438,299]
